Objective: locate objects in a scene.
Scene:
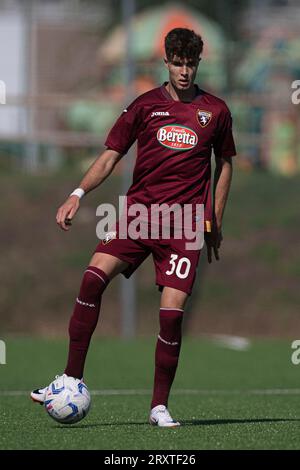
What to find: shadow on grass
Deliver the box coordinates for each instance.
[54,422,147,429]
[54,417,300,429]
[181,418,300,426]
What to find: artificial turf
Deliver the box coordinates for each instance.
[0,337,300,450]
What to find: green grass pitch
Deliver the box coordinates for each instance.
[0,337,300,450]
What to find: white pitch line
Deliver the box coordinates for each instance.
[1,389,300,397]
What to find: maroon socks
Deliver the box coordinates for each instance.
[65,268,183,408]
[151,308,184,408]
[64,266,109,378]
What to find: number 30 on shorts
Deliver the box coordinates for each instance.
[165,254,191,279]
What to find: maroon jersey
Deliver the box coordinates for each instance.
[105,83,236,231]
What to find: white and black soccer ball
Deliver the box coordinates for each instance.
[44,375,91,424]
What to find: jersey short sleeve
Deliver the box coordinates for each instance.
[105,100,141,155]
[213,106,236,159]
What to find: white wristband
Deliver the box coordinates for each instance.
[70,188,85,199]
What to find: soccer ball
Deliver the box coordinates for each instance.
[44,375,91,424]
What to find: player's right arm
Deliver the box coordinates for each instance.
[57,96,141,231]
[56,149,122,231]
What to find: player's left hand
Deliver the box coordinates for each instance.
[205,225,223,263]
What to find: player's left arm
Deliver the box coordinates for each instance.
[206,155,233,263]
[213,155,233,232]
[206,102,236,263]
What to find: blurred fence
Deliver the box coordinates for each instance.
[0,1,299,175]
[1,88,299,175]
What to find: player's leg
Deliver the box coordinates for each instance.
[64,253,129,379]
[149,239,201,426]
[31,225,151,404]
[63,225,150,381]
[89,252,130,279]
[30,253,128,404]
[160,285,188,310]
[149,287,188,427]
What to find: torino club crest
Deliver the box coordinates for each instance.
[102,231,117,245]
[197,110,212,128]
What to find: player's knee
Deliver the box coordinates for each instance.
[160,288,188,310]
[79,269,108,299]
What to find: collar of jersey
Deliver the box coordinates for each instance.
[160,82,204,103]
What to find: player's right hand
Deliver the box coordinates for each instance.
[56,195,80,231]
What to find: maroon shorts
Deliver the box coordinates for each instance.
[94,223,202,296]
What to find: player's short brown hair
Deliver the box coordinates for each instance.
[164,28,203,62]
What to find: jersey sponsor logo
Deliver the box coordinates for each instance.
[157,125,198,150]
[151,111,170,117]
[102,231,117,245]
[196,109,212,128]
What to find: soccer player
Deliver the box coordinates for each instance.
[31,28,236,427]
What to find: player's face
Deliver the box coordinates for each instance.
[165,55,200,91]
